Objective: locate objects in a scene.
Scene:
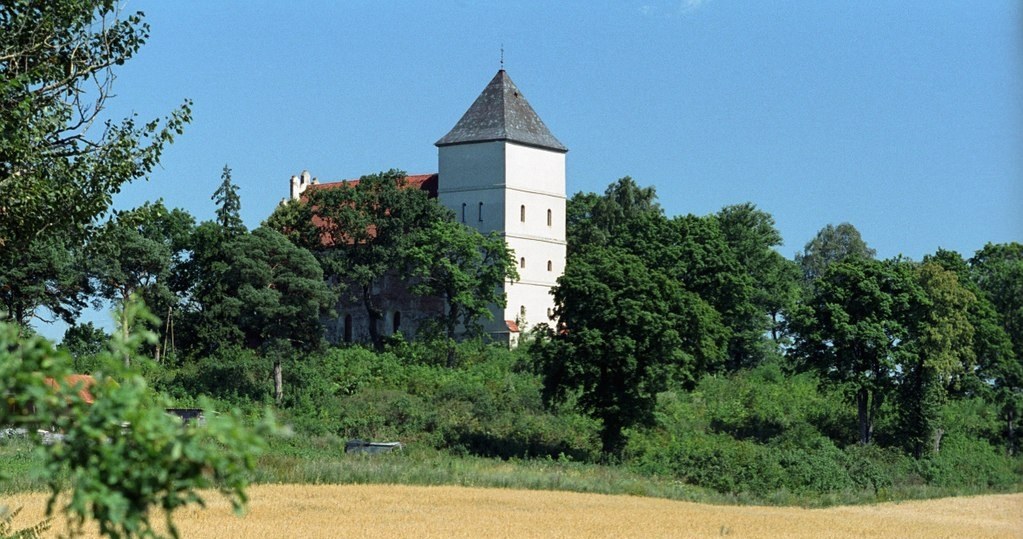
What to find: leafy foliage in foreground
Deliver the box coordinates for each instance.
[0,302,271,539]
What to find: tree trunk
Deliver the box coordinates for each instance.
[599,416,625,458]
[445,302,459,368]
[857,388,871,445]
[1008,409,1017,457]
[931,427,945,455]
[362,285,382,350]
[121,303,131,368]
[273,359,283,405]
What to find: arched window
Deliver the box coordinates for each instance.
[520,305,526,318]
[343,314,353,343]
[547,209,552,227]
[547,308,553,319]
[520,205,526,222]
[547,260,553,272]
[461,203,466,223]
[478,202,483,222]
[520,257,526,269]
[393,311,401,333]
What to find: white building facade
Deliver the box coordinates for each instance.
[435,70,567,343]
[293,70,567,345]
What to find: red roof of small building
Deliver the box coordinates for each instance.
[44,374,96,404]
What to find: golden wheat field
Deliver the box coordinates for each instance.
[4,485,1021,538]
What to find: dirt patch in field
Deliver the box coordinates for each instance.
[3,485,1020,538]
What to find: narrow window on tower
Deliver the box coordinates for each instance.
[520,257,526,269]
[343,314,353,343]
[478,202,483,222]
[547,209,552,227]
[393,311,401,333]
[520,205,526,222]
[547,260,553,272]
[461,203,466,223]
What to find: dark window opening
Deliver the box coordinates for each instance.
[547,209,552,226]
[478,202,483,222]
[343,314,353,343]
[461,203,466,223]
[520,205,526,222]
[393,311,401,333]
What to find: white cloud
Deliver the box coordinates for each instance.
[678,0,711,16]
[637,0,712,18]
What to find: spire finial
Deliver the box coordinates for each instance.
[500,44,504,70]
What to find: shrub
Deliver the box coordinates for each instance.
[921,433,1018,489]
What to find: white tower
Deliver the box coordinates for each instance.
[435,70,567,344]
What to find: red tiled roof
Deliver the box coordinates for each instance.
[303,173,439,247]
[44,374,96,404]
[306,173,438,198]
[505,320,520,333]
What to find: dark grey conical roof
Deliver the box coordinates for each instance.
[435,70,567,152]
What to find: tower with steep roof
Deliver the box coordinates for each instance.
[436,69,567,343]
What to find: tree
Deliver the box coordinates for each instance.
[176,221,239,355]
[532,246,726,455]
[968,243,1023,453]
[86,201,194,363]
[715,203,800,361]
[60,321,108,372]
[789,257,917,445]
[0,301,268,539]
[0,234,89,325]
[225,227,333,403]
[565,179,768,373]
[668,214,758,371]
[566,177,664,258]
[0,1,191,325]
[298,170,449,349]
[970,243,1023,361]
[212,165,245,236]
[795,223,876,285]
[898,261,977,456]
[183,226,332,402]
[405,219,518,352]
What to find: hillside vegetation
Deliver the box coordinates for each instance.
[1,3,1021,537]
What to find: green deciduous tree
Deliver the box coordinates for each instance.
[0,0,191,325]
[970,243,1023,362]
[0,301,269,539]
[532,246,726,455]
[795,223,876,285]
[295,170,449,349]
[716,203,800,345]
[969,242,1023,453]
[789,257,916,445]
[406,219,517,347]
[898,261,977,456]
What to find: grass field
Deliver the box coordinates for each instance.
[3,485,1020,538]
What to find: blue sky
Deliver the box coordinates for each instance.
[35,1,1023,337]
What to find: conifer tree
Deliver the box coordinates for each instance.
[213,165,245,236]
